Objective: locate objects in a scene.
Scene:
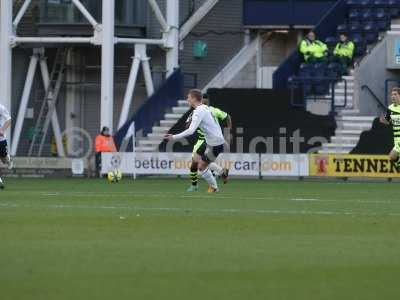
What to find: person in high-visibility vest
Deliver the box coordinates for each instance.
[94,127,116,177]
[333,33,355,75]
[299,31,328,63]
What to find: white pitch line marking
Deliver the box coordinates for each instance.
[3,191,398,205]
[291,198,319,202]
[0,202,400,217]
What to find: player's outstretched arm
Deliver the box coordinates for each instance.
[165,113,201,141]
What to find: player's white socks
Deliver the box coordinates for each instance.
[6,155,13,170]
[209,162,224,176]
[200,167,218,189]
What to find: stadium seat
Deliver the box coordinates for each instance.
[303,84,313,95]
[363,22,379,43]
[349,21,362,33]
[361,9,374,20]
[326,63,342,79]
[347,0,371,8]
[288,76,313,96]
[374,8,390,18]
[298,63,314,78]
[299,79,314,95]
[287,76,299,90]
[297,64,316,95]
[388,0,400,7]
[325,36,338,50]
[337,24,348,34]
[388,0,400,16]
[313,62,327,78]
[360,0,373,8]
[377,19,391,30]
[353,36,367,56]
[346,0,360,8]
[348,10,361,20]
[349,32,363,41]
[313,81,330,95]
[373,0,389,7]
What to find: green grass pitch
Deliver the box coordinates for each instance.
[1,177,400,300]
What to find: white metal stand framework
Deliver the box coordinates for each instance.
[0,0,220,156]
[118,44,155,129]
[11,48,66,156]
[0,0,13,144]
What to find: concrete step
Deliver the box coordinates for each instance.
[148,132,166,140]
[335,81,354,90]
[325,94,354,101]
[316,99,354,108]
[318,149,350,154]
[335,129,363,135]
[321,94,353,100]
[337,109,360,115]
[135,146,157,152]
[172,106,189,114]
[165,113,183,120]
[335,84,354,90]
[338,122,372,130]
[334,101,354,108]
[336,81,354,87]
[331,136,360,143]
[318,95,353,104]
[336,116,375,122]
[320,143,355,153]
[138,139,161,146]
[152,126,170,133]
[342,75,354,81]
[160,119,177,127]
[332,88,354,95]
[321,143,356,148]
[178,100,189,107]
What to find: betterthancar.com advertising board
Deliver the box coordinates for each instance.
[102,153,309,177]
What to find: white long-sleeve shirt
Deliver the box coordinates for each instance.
[173,104,226,146]
[0,104,11,142]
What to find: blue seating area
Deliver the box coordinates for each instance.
[289,62,342,95]
[288,0,399,96]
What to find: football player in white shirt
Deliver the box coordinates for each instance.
[165,89,229,192]
[0,103,13,189]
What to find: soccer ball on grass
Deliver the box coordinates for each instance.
[107,170,122,183]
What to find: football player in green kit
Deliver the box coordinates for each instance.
[380,87,400,165]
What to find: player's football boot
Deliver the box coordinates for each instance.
[7,156,13,170]
[187,185,199,192]
[221,168,229,184]
[207,186,219,193]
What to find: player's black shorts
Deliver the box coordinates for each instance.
[201,144,224,164]
[0,140,8,158]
